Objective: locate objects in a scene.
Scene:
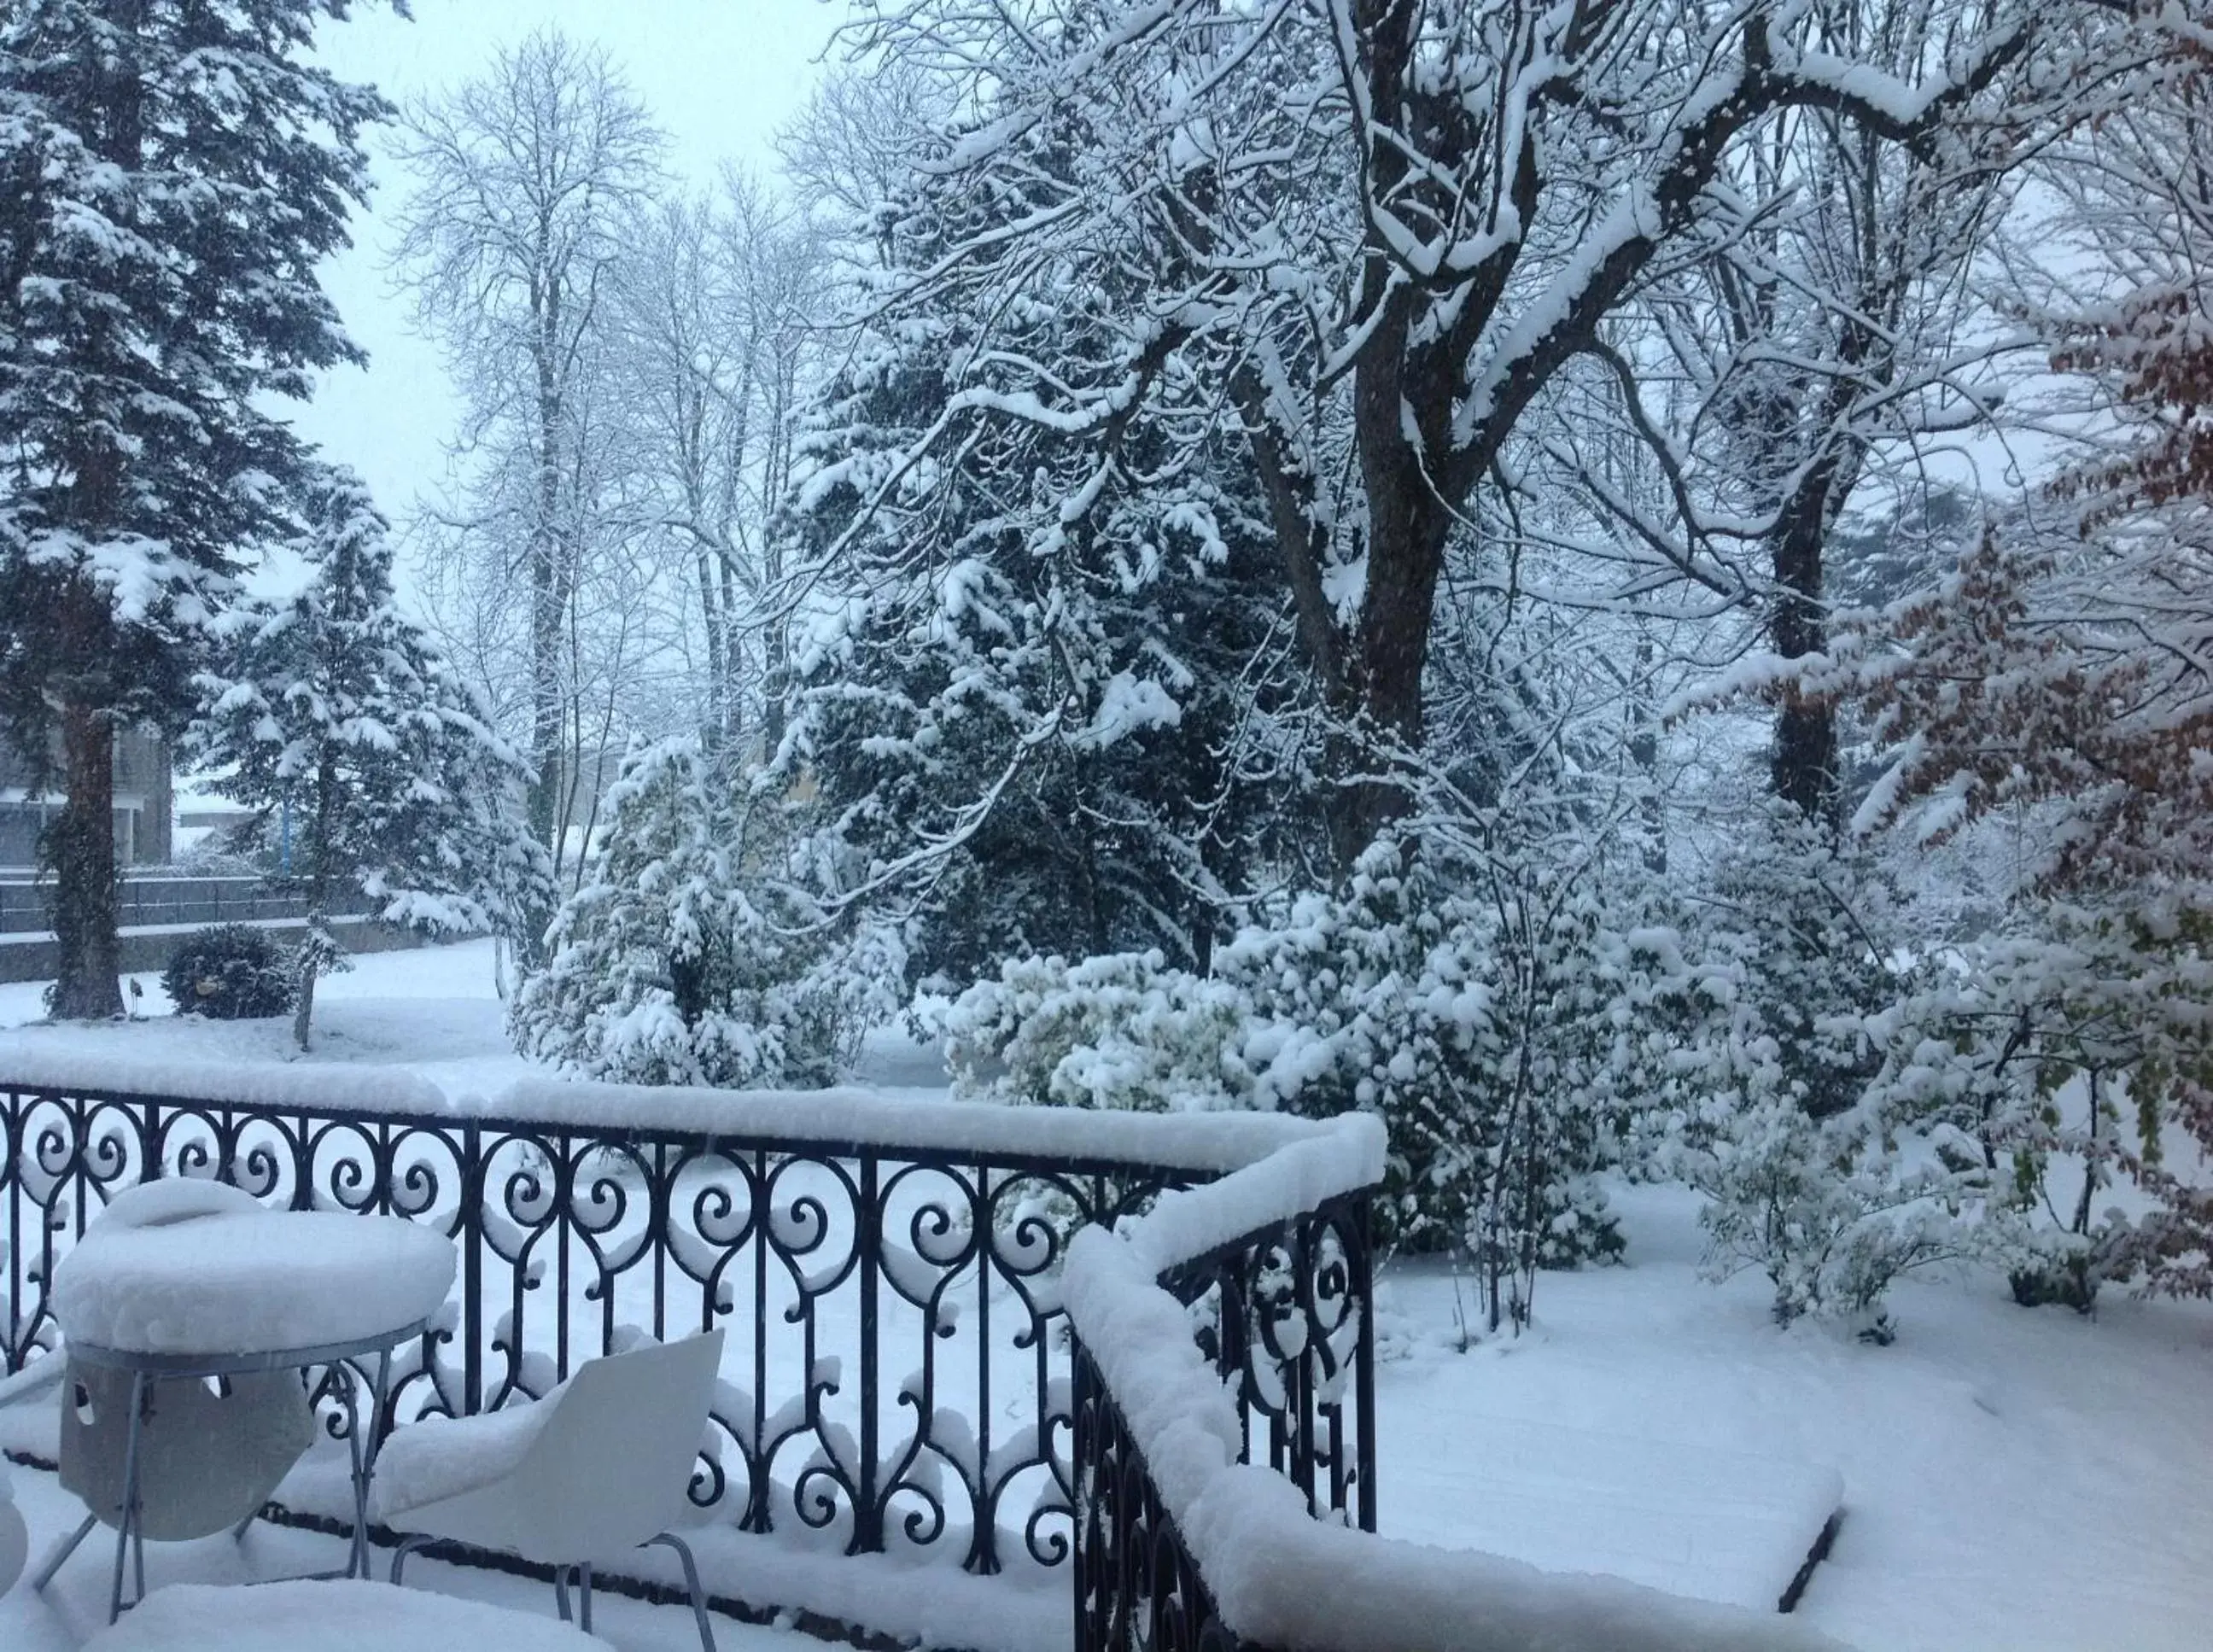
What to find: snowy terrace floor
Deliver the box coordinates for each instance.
[7,942,2213,1650]
[0,1463,818,1652]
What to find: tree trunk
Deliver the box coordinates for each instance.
[49,701,122,1019]
[292,941,318,1053]
[1770,454,1847,831]
[43,3,143,1022]
[293,753,340,1052]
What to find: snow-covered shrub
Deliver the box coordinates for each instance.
[511,740,898,1089]
[161,925,295,1020]
[940,950,1254,1112]
[1857,904,2213,1311]
[941,838,1729,1331]
[1695,806,1911,1119]
[1690,1101,1978,1341]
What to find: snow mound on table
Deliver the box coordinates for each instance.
[55,1210,455,1357]
[81,1580,611,1650]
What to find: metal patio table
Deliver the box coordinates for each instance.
[42,1206,456,1622]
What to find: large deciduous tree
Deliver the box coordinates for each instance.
[391,28,661,906]
[0,0,388,1017]
[835,0,2072,867]
[1846,6,2213,1296]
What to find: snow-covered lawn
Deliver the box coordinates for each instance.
[7,940,2213,1649]
[1376,1191,2213,1651]
[0,938,527,1097]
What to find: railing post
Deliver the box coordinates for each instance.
[3,1087,18,1372]
[1352,1191,1377,1533]
[855,1151,881,1553]
[1071,1341,1095,1652]
[463,1120,482,1416]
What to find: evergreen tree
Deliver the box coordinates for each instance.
[0,0,388,1017]
[783,117,1318,995]
[190,470,550,1049]
[511,738,893,1089]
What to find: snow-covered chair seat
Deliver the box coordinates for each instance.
[80,1579,612,1650]
[376,1329,725,1651]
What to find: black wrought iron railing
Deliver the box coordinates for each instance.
[0,1058,1378,1646]
[1065,1124,1387,1652]
[1074,1337,1245,1652]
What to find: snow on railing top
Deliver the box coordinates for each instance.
[1062,1122,1854,1652]
[0,1049,452,1118]
[0,1054,1347,1175]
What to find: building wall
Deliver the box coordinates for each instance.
[0,726,175,869]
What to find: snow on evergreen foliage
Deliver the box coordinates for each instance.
[0,0,389,1017]
[776,114,1321,995]
[188,470,552,1045]
[511,738,899,1089]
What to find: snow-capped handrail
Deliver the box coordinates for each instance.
[1062,1118,1854,1652]
[0,1053,1340,1175]
[484,1075,1348,1174]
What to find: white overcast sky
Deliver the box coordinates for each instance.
[291,0,852,524]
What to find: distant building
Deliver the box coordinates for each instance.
[172,780,254,860]
[0,727,174,869]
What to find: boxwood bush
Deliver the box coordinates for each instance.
[161,924,296,1020]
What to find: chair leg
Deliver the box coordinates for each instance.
[32,1513,96,1591]
[645,1532,717,1652]
[578,1562,593,1634]
[553,1562,574,1623]
[109,1369,148,1623]
[388,1532,435,1585]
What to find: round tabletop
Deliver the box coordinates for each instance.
[53,1208,457,1363]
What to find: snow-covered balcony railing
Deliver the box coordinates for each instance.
[1065,1121,1849,1652]
[0,1053,1375,1647]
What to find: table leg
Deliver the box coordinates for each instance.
[340,1363,366,1579]
[342,1347,394,1580]
[108,1370,147,1624]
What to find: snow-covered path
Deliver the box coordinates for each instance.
[7,941,2213,1649]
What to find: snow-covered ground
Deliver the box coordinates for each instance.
[7,940,2213,1649]
[0,939,529,1097]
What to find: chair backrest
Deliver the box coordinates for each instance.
[508,1329,725,1559]
[61,1362,314,1542]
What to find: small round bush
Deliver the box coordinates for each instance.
[161,924,296,1020]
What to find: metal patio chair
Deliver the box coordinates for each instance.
[377,1328,724,1652]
